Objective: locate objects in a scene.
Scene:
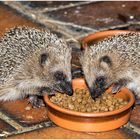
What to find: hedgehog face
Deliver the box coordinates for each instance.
[39,47,73,96]
[81,49,114,99]
[53,71,73,96]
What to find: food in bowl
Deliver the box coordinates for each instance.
[44,78,135,132]
[50,89,128,113]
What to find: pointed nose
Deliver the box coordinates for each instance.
[89,87,105,100]
[65,81,73,96]
[60,80,73,96]
[89,87,97,99]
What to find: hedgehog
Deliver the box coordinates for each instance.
[81,32,140,100]
[0,26,73,107]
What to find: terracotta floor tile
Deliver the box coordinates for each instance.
[0,4,41,37]
[0,99,48,126]
[130,105,140,127]
[9,126,134,139]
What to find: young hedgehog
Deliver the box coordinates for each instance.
[81,32,140,99]
[0,26,73,107]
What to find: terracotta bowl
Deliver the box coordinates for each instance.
[81,30,132,49]
[44,78,135,132]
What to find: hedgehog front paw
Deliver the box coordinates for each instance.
[112,82,122,94]
[112,79,128,94]
[28,95,45,108]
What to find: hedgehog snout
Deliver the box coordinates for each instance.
[54,71,73,96]
[90,87,105,100]
[89,76,106,99]
[60,80,73,96]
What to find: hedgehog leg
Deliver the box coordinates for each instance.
[28,87,55,108]
[28,95,45,108]
[112,78,128,94]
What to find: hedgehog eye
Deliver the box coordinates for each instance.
[99,55,112,67]
[40,53,48,66]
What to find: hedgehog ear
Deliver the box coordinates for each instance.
[40,53,48,66]
[99,55,112,68]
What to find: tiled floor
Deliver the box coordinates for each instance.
[45,1,140,29]
[0,1,140,139]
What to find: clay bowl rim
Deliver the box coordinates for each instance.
[44,78,135,118]
[81,30,134,49]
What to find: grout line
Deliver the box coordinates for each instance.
[3,121,53,138]
[37,16,97,33]
[38,1,95,12]
[124,122,140,135]
[0,111,23,131]
[97,22,140,31]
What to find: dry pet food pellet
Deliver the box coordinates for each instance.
[50,89,128,113]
